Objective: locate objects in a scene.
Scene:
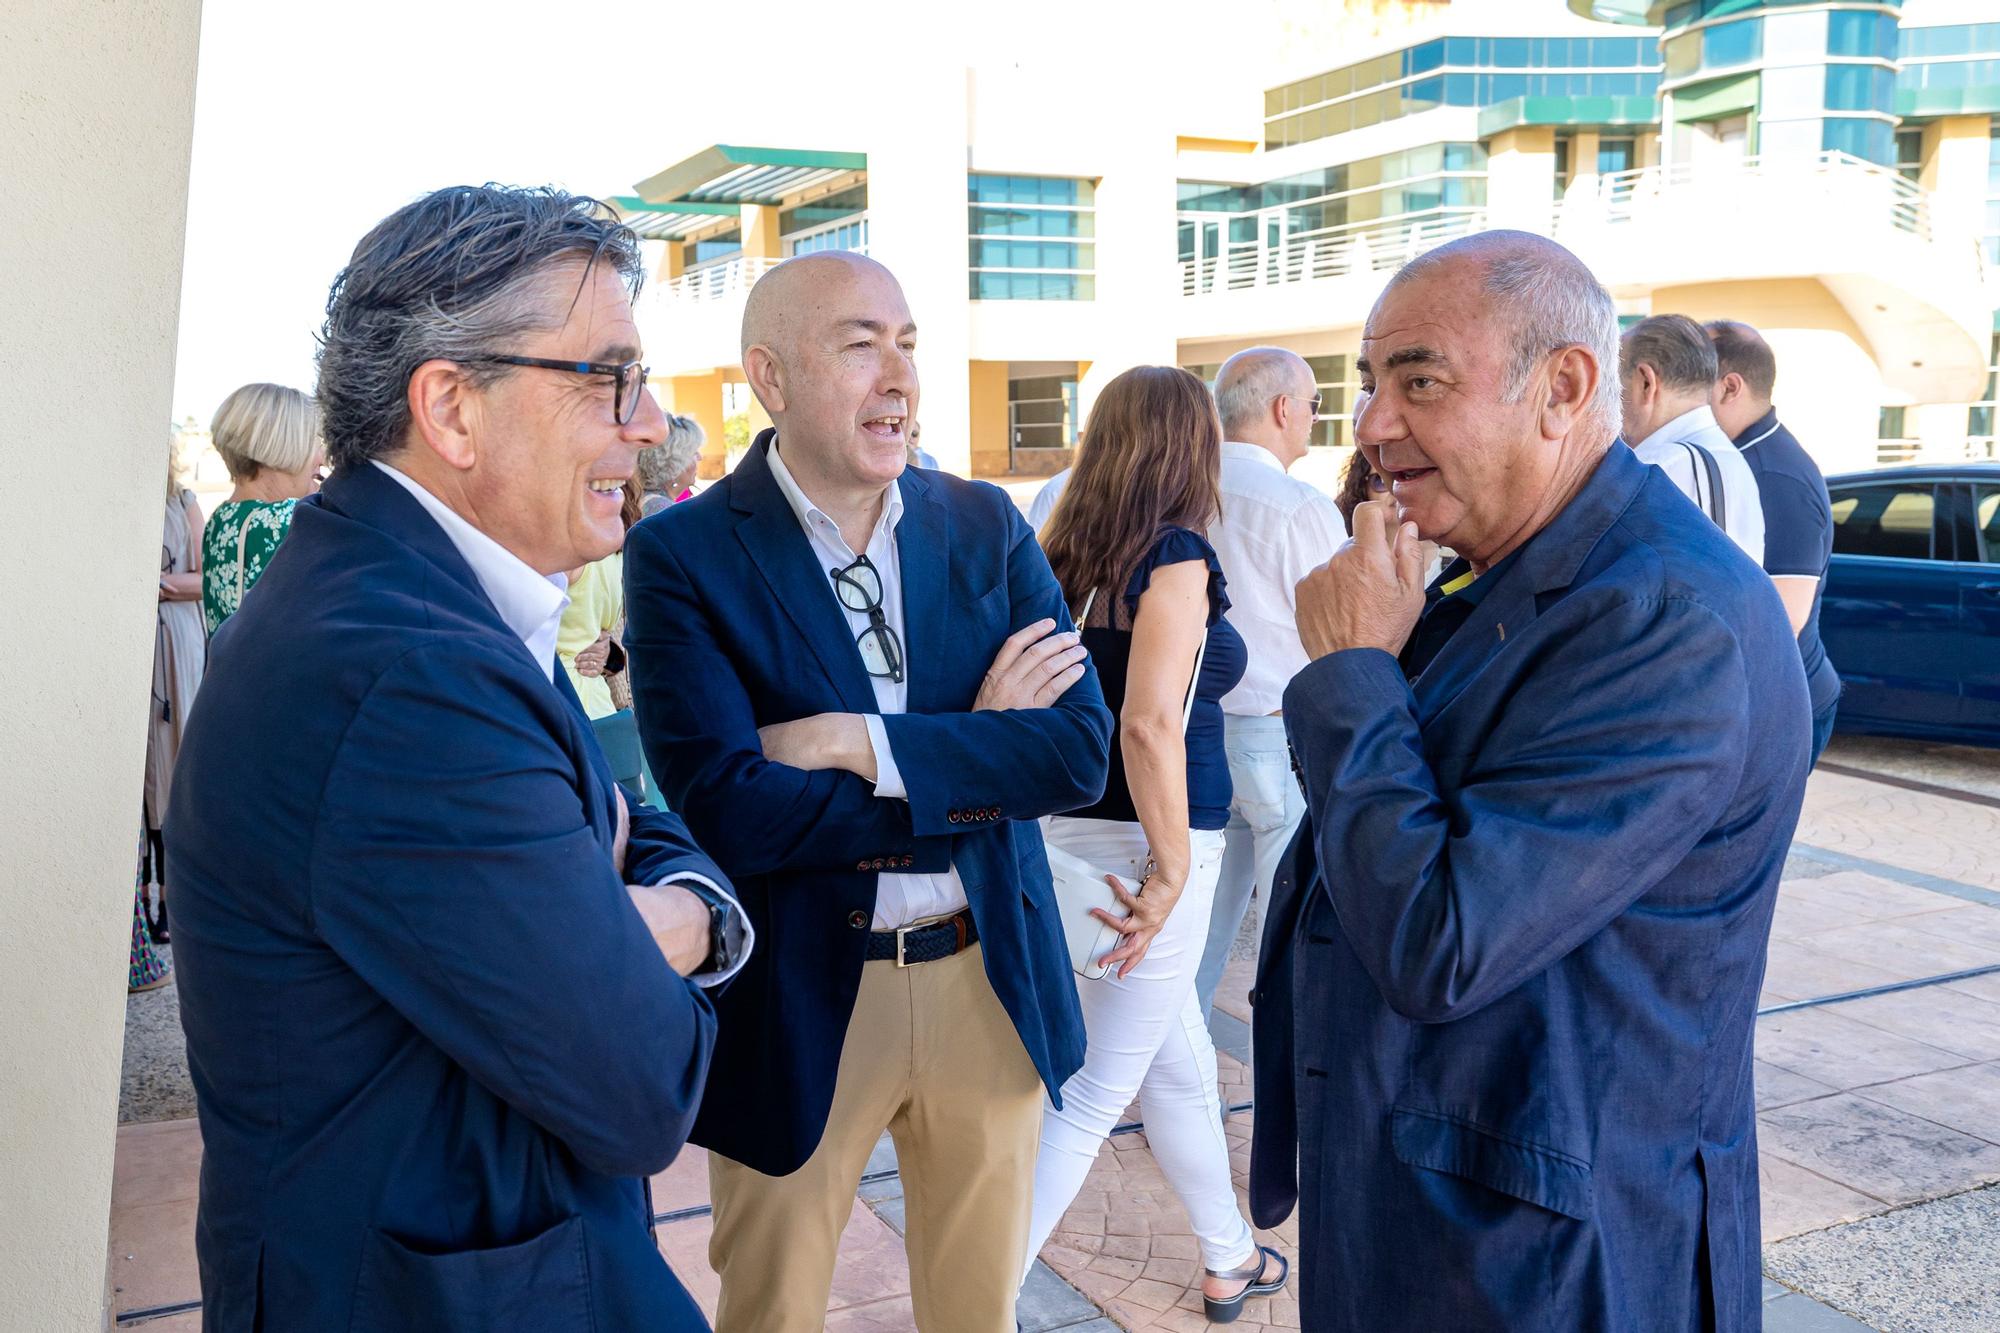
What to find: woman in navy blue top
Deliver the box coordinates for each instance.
[1025,367,1287,1321]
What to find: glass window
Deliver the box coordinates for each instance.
[1664,32,1700,79]
[1446,36,1478,66]
[1703,18,1761,70]
[1895,127,1925,183]
[1976,488,2000,562]
[1599,136,1637,175]
[1828,10,1897,59]
[1824,117,1895,164]
[968,175,1095,300]
[1830,484,1936,560]
[1491,36,1532,68]
[1407,40,1445,75]
[1826,63,1893,112]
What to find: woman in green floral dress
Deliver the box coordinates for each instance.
[200,383,323,635]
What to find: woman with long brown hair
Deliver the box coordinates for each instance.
[1027,366,1287,1321]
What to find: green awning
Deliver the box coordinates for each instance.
[1896,85,2000,118]
[633,144,866,208]
[1673,72,1758,122]
[1479,94,1662,137]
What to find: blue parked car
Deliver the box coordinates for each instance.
[1820,462,2000,747]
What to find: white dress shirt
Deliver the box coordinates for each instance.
[1629,406,1766,565]
[1209,442,1350,716]
[372,460,752,986]
[1027,467,1071,532]
[766,442,970,930]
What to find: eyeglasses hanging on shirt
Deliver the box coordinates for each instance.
[830,554,905,684]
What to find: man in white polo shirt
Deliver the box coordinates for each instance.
[1619,313,1765,565]
[1193,347,1349,1021]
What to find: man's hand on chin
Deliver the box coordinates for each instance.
[1296,500,1428,661]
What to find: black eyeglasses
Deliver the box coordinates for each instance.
[830,555,904,685]
[464,355,652,425]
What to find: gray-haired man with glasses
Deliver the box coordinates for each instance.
[624,250,1113,1331]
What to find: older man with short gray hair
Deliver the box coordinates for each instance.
[1252,231,1810,1329]
[1620,313,1766,563]
[1191,346,1347,1023]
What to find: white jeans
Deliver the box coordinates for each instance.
[1196,714,1308,1021]
[1025,817,1254,1273]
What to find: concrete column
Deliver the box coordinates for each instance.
[1485,126,1559,234]
[666,372,728,479]
[1911,402,1972,462]
[1919,116,1995,250]
[866,66,975,476]
[1077,96,1179,429]
[658,241,685,282]
[740,204,783,261]
[968,360,1010,478]
[1,1,202,1325]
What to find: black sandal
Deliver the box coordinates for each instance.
[1202,1245,1289,1323]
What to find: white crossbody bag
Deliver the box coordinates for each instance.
[1044,588,1207,979]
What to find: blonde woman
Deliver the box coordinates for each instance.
[200,383,323,635]
[638,412,706,517]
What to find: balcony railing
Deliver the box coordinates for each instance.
[653,254,785,306]
[1179,208,1487,297]
[1574,150,1934,242]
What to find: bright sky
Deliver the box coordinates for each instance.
[170,0,1369,424]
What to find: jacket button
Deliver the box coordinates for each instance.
[848,910,867,929]
[901,855,913,868]
[855,861,868,872]
[947,811,961,824]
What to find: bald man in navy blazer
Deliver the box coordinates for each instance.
[1253,233,1810,1330]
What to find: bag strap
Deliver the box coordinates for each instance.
[1071,586,1207,738]
[1679,440,1726,527]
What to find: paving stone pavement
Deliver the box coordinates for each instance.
[111,745,2000,1328]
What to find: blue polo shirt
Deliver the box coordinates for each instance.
[1732,409,1840,715]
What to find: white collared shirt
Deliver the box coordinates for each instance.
[372,461,570,680]
[372,460,752,986]
[766,440,970,930]
[1630,406,1766,565]
[1209,441,1349,716]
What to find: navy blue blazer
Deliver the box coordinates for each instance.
[1251,445,1810,1331]
[623,433,1111,1174]
[166,462,727,1332]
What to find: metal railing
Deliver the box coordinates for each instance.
[652,254,785,306]
[1178,208,1487,297]
[1577,150,1934,241]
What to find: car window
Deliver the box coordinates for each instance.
[1829,484,1935,560]
[1978,486,1999,563]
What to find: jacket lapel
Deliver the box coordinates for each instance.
[895,469,949,715]
[1409,446,1649,726]
[730,434,881,714]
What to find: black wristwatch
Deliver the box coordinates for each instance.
[678,879,734,974]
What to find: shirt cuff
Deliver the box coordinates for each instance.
[657,871,755,989]
[864,714,908,800]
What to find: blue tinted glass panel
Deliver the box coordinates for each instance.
[1407,40,1445,75]
[1826,63,1880,110]
[1446,36,1477,65]
[1900,23,2000,59]
[1704,18,1761,69]
[1599,138,1637,173]
[1492,37,1531,67]
[1823,117,1895,164]
[1487,72,1528,101]
[1443,72,1477,104]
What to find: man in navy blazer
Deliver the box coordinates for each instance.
[166,187,746,1332]
[1252,232,1811,1330]
[624,252,1111,1331]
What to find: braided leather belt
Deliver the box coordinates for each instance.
[864,908,978,967]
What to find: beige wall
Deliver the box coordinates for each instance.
[0,0,204,1327]
[1651,278,1887,473]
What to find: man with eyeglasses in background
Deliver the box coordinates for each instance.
[623,250,1112,1331]
[1190,347,1349,1027]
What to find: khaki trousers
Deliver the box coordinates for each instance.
[708,943,1044,1333]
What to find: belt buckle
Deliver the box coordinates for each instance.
[894,922,916,968]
